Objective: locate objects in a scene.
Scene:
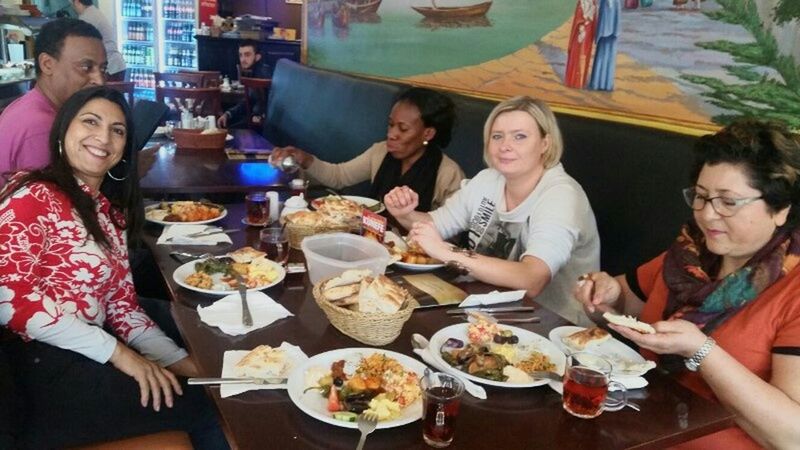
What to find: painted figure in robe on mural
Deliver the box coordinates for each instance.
[564,0,598,89]
[588,0,620,91]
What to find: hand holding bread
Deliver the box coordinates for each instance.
[573,272,622,314]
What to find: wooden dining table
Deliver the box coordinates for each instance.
[144,203,736,450]
[139,129,292,195]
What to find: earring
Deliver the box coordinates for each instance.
[423,140,429,146]
[107,159,129,182]
[58,140,64,156]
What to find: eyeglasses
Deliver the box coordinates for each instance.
[682,187,762,217]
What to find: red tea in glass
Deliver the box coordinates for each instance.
[563,367,608,418]
[420,373,464,448]
[245,192,269,226]
[562,353,627,419]
[423,386,460,447]
[289,178,307,198]
[259,228,288,264]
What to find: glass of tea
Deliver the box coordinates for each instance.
[259,227,289,265]
[562,352,627,419]
[420,372,464,448]
[245,192,269,226]
[289,178,308,198]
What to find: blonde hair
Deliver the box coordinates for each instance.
[482,96,564,170]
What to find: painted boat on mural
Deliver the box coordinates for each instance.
[346,0,382,14]
[411,1,492,19]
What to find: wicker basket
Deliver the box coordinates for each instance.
[312,280,418,346]
[172,128,227,150]
[285,222,350,249]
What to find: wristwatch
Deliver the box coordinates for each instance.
[684,337,716,372]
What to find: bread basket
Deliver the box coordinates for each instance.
[172,128,227,150]
[312,280,418,346]
[285,222,350,249]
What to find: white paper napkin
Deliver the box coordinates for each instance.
[458,290,526,307]
[197,291,293,336]
[220,342,308,398]
[157,225,233,246]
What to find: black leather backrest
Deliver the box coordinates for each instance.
[557,114,696,275]
[265,59,402,163]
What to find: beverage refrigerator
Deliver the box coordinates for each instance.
[116,0,199,101]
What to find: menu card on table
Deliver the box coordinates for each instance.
[394,273,468,308]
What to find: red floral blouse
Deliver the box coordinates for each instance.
[0,176,186,365]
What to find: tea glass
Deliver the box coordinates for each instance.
[289,178,308,197]
[420,372,464,448]
[245,192,270,226]
[562,352,627,419]
[259,227,289,265]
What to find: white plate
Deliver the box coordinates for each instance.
[145,203,227,226]
[548,326,653,377]
[172,259,286,296]
[286,348,425,429]
[429,324,566,388]
[311,195,386,214]
[384,231,445,272]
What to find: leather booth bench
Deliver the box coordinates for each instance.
[265,59,701,276]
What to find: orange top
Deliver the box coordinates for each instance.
[636,253,800,449]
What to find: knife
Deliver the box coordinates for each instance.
[182,228,241,238]
[446,306,535,315]
[188,377,287,385]
[448,315,541,324]
[528,371,563,382]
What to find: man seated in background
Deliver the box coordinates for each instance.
[71,0,127,81]
[217,40,269,129]
[0,18,106,181]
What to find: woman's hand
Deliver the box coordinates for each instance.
[408,221,450,261]
[573,272,621,314]
[610,319,708,358]
[109,342,183,412]
[166,356,200,378]
[270,146,314,169]
[384,186,419,218]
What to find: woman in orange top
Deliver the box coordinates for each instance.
[574,120,800,449]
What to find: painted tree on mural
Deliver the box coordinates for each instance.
[774,0,800,25]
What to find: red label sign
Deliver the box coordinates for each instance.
[198,0,218,26]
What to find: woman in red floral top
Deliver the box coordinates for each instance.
[0,87,226,449]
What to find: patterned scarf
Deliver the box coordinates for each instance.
[662,220,800,335]
[371,144,443,212]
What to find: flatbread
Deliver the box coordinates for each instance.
[602,312,656,334]
[233,345,286,379]
[562,327,611,350]
[228,246,266,264]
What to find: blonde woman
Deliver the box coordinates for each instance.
[385,96,600,325]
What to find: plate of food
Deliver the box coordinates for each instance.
[172,246,286,295]
[287,348,425,429]
[548,326,656,377]
[384,231,445,272]
[429,317,566,388]
[145,201,227,225]
[310,195,385,215]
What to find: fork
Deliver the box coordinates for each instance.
[355,412,378,450]
[231,272,253,327]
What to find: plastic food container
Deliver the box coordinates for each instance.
[301,233,391,284]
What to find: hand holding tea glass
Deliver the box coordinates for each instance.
[562,352,627,419]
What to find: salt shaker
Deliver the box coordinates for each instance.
[180,108,193,129]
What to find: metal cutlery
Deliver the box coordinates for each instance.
[188,377,287,385]
[355,412,378,450]
[164,228,241,242]
[449,315,541,324]
[232,272,253,327]
[528,371,563,382]
[446,306,535,315]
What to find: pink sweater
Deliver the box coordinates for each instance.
[0,87,56,181]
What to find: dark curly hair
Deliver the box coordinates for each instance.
[690,119,800,226]
[393,87,456,149]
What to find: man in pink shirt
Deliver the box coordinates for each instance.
[0,18,106,181]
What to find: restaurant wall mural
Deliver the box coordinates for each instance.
[303,0,800,131]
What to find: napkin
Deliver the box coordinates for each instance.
[411,334,487,400]
[157,225,233,246]
[220,342,308,398]
[197,291,293,336]
[458,290,526,307]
